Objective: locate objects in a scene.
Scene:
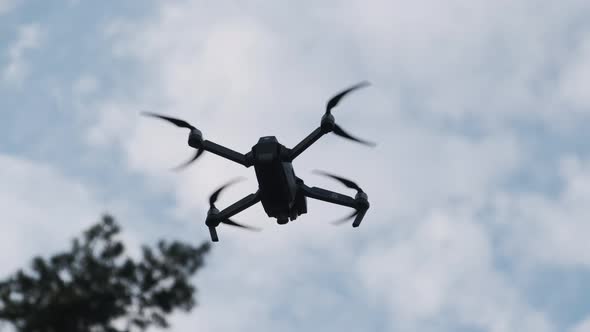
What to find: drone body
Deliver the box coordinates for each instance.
[144,81,375,242]
[251,136,304,223]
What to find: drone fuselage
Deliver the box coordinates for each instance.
[251,136,307,223]
[144,81,374,241]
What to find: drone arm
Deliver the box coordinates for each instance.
[207,190,261,242]
[200,140,253,167]
[299,184,369,227]
[289,127,326,161]
[299,184,357,208]
[216,190,261,220]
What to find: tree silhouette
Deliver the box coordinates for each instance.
[0,215,211,332]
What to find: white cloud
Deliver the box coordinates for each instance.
[572,317,590,332]
[2,23,42,85]
[334,0,590,125]
[0,151,153,280]
[559,35,590,111]
[358,209,554,332]
[0,0,17,15]
[495,156,590,268]
[87,101,137,147]
[67,0,590,331]
[73,74,99,96]
[0,154,101,276]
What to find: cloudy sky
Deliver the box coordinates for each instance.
[2,0,590,331]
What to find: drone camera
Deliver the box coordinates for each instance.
[253,137,280,163]
[258,136,278,143]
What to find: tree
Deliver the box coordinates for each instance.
[0,215,211,332]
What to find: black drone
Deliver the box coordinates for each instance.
[143,81,375,242]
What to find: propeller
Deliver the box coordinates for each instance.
[326,81,370,115]
[313,170,364,225]
[208,178,244,210]
[142,112,195,129]
[331,210,359,225]
[313,170,364,193]
[324,82,376,147]
[208,178,260,231]
[141,112,205,170]
[172,149,205,171]
[333,124,376,147]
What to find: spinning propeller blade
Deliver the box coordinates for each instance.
[314,170,365,226]
[142,111,205,170]
[313,170,363,192]
[209,177,245,209]
[324,82,376,147]
[141,112,196,130]
[331,210,359,225]
[207,178,258,232]
[326,81,370,115]
[172,148,205,171]
[222,218,260,231]
[333,124,376,147]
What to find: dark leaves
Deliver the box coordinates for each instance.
[0,215,211,332]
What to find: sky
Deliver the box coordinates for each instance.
[2,0,590,331]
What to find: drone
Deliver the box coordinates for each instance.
[143,81,376,242]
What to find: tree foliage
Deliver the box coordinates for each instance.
[0,215,211,332]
